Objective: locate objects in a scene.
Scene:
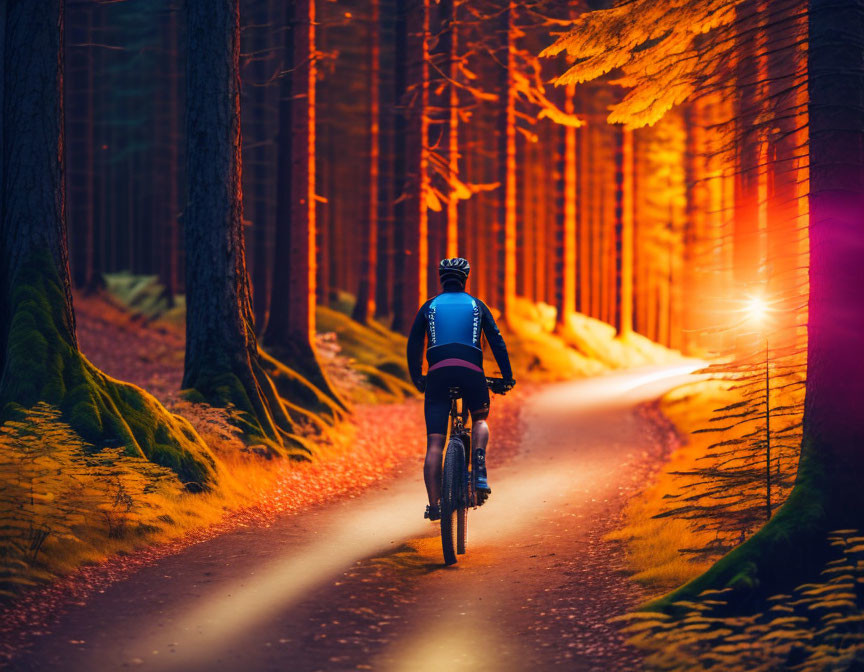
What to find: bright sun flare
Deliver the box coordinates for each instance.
[746,296,769,323]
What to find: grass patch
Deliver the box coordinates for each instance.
[502,298,681,381]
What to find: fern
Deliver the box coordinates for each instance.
[0,403,184,597]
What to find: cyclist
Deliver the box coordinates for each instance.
[406,257,516,521]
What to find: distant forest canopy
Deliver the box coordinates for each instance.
[62,0,807,355]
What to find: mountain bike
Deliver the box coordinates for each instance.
[439,377,510,566]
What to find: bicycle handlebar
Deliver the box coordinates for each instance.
[486,377,515,395]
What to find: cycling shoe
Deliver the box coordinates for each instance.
[424,503,441,521]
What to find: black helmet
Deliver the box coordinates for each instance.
[438,257,470,283]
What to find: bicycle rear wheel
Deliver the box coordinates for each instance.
[440,437,466,565]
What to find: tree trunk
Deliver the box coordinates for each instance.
[183,0,330,446]
[614,125,634,336]
[682,102,708,354]
[267,0,345,408]
[391,0,429,334]
[0,0,216,489]
[494,0,517,320]
[375,0,395,320]
[444,0,459,258]
[654,0,864,609]
[352,0,381,325]
[555,85,577,327]
[65,2,96,291]
[578,118,592,315]
[157,1,180,304]
[244,0,277,334]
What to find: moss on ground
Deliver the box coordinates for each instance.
[316,305,416,399]
[0,253,218,490]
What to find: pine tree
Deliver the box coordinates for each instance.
[660,0,864,603]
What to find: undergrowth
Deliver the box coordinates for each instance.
[608,364,806,594]
[0,402,284,599]
[620,530,864,671]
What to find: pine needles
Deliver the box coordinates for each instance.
[655,335,805,560]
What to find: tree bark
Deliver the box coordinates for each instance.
[614,125,634,336]
[266,0,345,407]
[352,0,381,325]
[391,0,429,334]
[375,0,396,320]
[65,2,96,291]
[182,0,314,445]
[156,1,181,304]
[682,102,708,353]
[444,0,459,258]
[800,0,864,535]
[733,0,764,291]
[494,0,517,320]
[243,0,278,334]
[554,85,577,327]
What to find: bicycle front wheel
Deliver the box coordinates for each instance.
[440,437,466,565]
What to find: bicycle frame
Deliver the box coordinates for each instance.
[447,387,477,508]
[448,387,470,436]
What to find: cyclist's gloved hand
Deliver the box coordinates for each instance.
[488,377,516,394]
[413,375,427,393]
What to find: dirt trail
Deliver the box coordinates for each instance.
[5,364,697,672]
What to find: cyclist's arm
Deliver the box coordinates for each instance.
[478,300,513,381]
[406,303,429,386]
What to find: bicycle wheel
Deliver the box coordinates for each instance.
[440,437,466,565]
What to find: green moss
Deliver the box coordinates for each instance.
[181,347,324,461]
[180,366,266,438]
[316,306,414,395]
[0,250,218,491]
[353,363,416,398]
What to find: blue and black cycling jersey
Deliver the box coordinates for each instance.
[406,288,513,384]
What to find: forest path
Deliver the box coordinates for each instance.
[10,364,699,672]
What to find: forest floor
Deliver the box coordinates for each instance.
[1,344,698,671]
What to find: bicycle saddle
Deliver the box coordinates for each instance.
[448,386,463,399]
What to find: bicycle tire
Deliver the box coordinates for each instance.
[457,498,467,555]
[440,437,465,565]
